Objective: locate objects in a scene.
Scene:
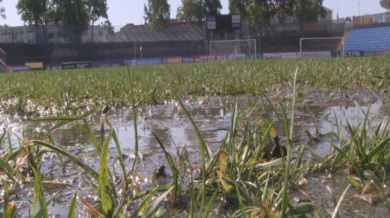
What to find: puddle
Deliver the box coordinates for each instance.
[1,90,389,217]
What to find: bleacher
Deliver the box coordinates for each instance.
[119,24,204,42]
[344,25,390,52]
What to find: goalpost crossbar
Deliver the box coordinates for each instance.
[299,37,344,57]
[209,39,257,58]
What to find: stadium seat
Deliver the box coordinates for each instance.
[345,25,390,52]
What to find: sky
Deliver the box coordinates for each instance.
[0,0,387,29]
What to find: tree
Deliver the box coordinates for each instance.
[295,0,326,22]
[102,20,114,35]
[274,0,294,24]
[229,0,249,20]
[229,0,276,27]
[229,0,326,24]
[144,0,170,27]
[0,0,5,20]
[176,0,222,23]
[86,0,108,42]
[55,0,89,42]
[177,0,205,23]
[16,0,57,43]
[294,0,326,35]
[204,0,222,15]
[229,0,276,54]
[229,0,275,24]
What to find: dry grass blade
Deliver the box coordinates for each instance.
[3,202,17,218]
[12,146,29,175]
[80,195,105,218]
[259,203,279,218]
[217,170,233,193]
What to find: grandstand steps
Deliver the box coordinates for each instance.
[337,31,350,51]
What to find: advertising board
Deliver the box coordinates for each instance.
[50,64,62,70]
[25,62,43,69]
[182,56,194,63]
[62,62,92,69]
[6,66,31,72]
[194,55,216,62]
[263,52,297,59]
[216,55,227,61]
[228,54,246,60]
[207,16,216,30]
[245,53,261,59]
[343,51,361,57]
[93,60,125,67]
[362,51,377,56]
[331,51,341,57]
[130,58,162,66]
[377,50,390,56]
[304,22,323,31]
[232,14,241,29]
[167,56,182,64]
[300,51,331,58]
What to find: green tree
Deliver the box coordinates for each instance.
[86,0,108,42]
[205,0,222,15]
[229,0,276,25]
[16,0,57,43]
[55,0,89,42]
[144,0,170,27]
[0,0,5,20]
[295,0,326,22]
[294,0,326,35]
[176,0,205,23]
[102,19,114,35]
[228,0,248,19]
[229,0,276,53]
[274,0,294,23]
[229,0,326,24]
[177,0,222,23]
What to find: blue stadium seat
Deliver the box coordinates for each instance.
[345,25,390,52]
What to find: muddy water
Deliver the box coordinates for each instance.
[2,90,389,217]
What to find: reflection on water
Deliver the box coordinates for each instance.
[1,91,387,217]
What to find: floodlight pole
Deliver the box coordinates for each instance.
[358,1,360,16]
[299,37,344,57]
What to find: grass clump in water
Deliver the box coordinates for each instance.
[1,62,390,217]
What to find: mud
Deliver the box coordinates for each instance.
[1,88,389,217]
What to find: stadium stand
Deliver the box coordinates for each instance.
[344,25,390,52]
[119,23,204,42]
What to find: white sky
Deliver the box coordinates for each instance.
[0,0,387,29]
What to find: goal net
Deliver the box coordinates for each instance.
[210,39,257,58]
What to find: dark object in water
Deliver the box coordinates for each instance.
[102,105,110,115]
[269,136,287,159]
[156,165,167,178]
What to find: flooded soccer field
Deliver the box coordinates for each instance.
[1,57,390,217]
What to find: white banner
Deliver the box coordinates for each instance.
[228,54,246,60]
[263,52,297,59]
[300,51,331,58]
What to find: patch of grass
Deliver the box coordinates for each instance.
[1,58,390,217]
[0,56,388,117]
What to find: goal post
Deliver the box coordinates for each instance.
[210,39,257,58]
[299,37,344,57]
